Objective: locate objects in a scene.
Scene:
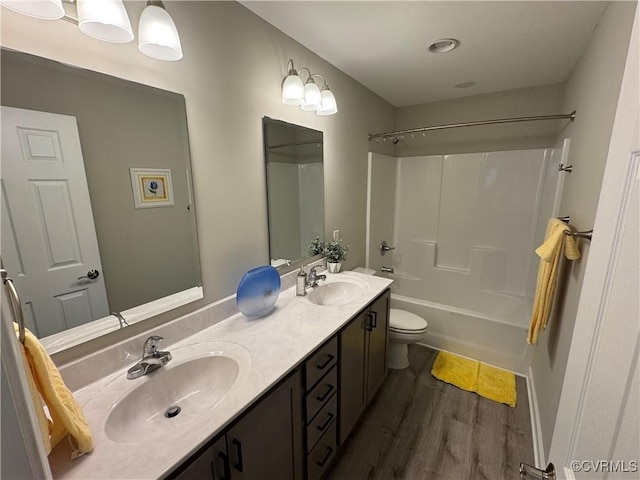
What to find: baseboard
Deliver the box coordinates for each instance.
[527,366,546,469]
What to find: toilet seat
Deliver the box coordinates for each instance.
[389,308,427,333]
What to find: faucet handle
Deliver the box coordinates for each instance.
[143,335,164,357]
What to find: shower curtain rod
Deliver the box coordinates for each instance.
[367,110,576,142]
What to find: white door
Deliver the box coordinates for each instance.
[548,7,639,479]
[1,107,109,337]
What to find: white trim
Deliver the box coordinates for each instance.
[527,366,546,469]
[1,296,52,478]
[365,153,373,269]
[565,152,639,463]
[562,466,577,480]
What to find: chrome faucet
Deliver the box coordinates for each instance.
[112,311,129,328]
[306,266,327,288]
[126,335,172,380]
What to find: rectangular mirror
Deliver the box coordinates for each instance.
[263,117,324,269]
[1,49,202,353]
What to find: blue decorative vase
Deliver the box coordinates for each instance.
[236,266,281,317]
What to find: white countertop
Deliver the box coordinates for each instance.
[49,271,392,480]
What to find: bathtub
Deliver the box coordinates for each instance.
[390,291,534,375]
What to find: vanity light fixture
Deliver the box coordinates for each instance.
[77,0,134,43]
[1,0,183,61]
[138,1,183,61]
[0,0,64,19]
[281,59,338,116]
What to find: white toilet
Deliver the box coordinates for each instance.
[387,309,428,369]
[352,268,428,370]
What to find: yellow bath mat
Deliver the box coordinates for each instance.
[431,351,517,407]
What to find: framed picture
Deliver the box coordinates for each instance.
[130,168,175,209]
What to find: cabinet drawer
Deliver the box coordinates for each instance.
[306,419,337,480]
[304,337,338,390]
[306,392,337,453]
[305,365,337,423]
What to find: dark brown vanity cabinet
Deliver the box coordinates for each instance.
[338,289,390,444]
[170,288,390,480]
[303,337,339,480]
[170,435,228,480]
[170,370,302,480]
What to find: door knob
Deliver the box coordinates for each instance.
[78,269,100,280]
[380,241,396,256]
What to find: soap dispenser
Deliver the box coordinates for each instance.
[296,266,307,296]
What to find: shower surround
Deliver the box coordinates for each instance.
[367,144,567,374]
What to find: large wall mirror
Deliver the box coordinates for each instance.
[263,117,324,269]
[1,49,202,353]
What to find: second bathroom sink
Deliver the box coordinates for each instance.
[307,275,367,306]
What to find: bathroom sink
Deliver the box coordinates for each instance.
[307,276,367,306]
[84,341,251,444]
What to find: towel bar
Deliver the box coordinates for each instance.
[1,268,25,344]
[565,229,593,241]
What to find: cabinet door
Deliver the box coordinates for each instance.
[338,311,367,445]
[227,371,302,480]
[172,435,228,480]
[366,290,389,402]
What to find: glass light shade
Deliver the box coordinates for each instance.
[77,0,134,43]
[0,0,64,19]
[317,89,338,116]
[138,4,183,61]
[300,82,322,111]
[281,74,305,106]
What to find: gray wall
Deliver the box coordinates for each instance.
[1,51,200,313]
[395,83,565,156]
[0,1,396,359]
[530,1,637,458]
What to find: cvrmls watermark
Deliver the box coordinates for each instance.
[570,460,638,473]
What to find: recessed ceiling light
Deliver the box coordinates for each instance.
[428,38,460,54]
[455,81,477,88]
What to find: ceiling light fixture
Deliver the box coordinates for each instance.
[428,38,460,54]
[281,60,338,116]
[1,0,183,61]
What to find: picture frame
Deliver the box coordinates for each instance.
[130,168,175,209]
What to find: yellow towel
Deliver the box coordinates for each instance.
[527,218,581,345]
[14,323,93,459]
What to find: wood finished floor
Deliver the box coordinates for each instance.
[326,345,534,480]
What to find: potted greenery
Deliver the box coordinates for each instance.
[307,236,324,257]
[324,239,349,273]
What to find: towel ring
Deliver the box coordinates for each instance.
[1,269,25,344]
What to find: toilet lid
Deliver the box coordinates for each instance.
[389,309,427,332]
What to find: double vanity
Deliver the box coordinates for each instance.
[49,268,392,480]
